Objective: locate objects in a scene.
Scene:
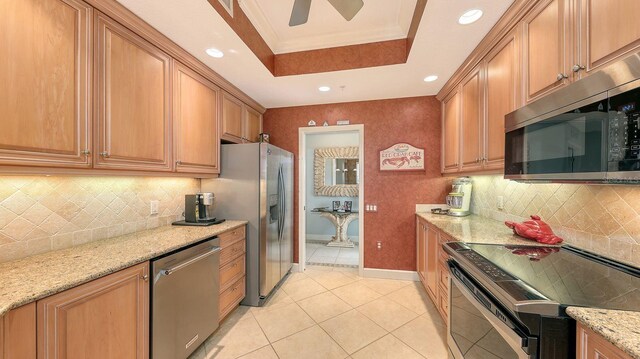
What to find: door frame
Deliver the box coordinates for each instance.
[298,124,365,276]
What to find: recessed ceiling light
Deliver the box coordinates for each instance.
[458,9,483,25]
[318,86,331,92]
[205,48,224,58]
[424,75,438,82]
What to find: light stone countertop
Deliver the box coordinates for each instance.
[0,220,247,317]
[416,212,552,246]
[566,307,640,359]
[417,212,640,358]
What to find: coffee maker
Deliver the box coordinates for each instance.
[185,193,217,223]
[446,177,472,217]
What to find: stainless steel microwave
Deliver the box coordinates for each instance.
[505,53,640,183]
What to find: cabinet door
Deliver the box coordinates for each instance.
[243,107,262,143]
[523,0,571,103]
[460,67,484,172]
[221,93,244,142]
[426,226,439,302]
[174,63,220,174]
[95,13,172,171]
[416,219,427,284]
[578,0,640,78]
[577,323,632,359]
[0,0,91,168]
[37,262,149,359]
[0,304,37,359]
[442,91,461,173]
[484,28,521,170]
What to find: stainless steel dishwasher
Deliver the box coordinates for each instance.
[151,237,220,359]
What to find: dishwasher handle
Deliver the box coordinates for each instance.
[156,247,221,282]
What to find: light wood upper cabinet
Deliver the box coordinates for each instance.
[244,107,262,143]
[94,12,172,172]
[484,28,521,170]
[221,93,244,142]
[442,91,461,173]
[0,0,92,168]
[174,63,220,174]
[577,0,640,78]
[460,66,484,172]
[37,262,149,359]
[0,304,37,359]
[523,0,571,103]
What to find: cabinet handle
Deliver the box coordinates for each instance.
[141,274,149,282]
[81,149,91,155]
[99,151,110,158]
[556,73,569,81]
[572,64,585,73]
[176,160,182,165]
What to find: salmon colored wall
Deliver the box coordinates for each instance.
[263,97,449,271]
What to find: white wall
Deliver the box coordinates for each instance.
[305,132,360,241]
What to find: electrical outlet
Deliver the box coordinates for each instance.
[376,241,382,249]
[497,196,505,210]
[150,200,159,215]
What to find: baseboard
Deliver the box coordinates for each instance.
[291,263,301,273]
[362,268,419,281]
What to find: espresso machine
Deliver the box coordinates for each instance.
[173,192,223,226]
[446,177,472,217]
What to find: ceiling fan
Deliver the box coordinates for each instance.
[289,0,364,26]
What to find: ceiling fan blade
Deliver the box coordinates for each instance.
[326,0,364,21]
[289,0,312,26]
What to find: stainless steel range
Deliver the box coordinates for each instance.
[444,242,640,359]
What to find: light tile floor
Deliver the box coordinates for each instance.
[189,266,448,359]
[306,242,359,267]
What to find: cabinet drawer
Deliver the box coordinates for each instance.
[220,240,245,266]
[220,255,245,291]
[219,226,246,247]
[438,263,450,289]
[219,277,245,320]
[438,284,449,321]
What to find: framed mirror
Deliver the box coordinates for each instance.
[314,146,359,196]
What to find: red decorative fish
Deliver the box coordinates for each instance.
[504,215,564,245]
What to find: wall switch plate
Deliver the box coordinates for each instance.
[497,196,504,210]
[365,204,378,212]
[150,200,159,215]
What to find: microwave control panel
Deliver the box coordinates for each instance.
[609,102,640,171]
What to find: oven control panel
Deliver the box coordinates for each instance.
[457,250,515,282]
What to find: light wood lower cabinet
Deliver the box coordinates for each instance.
[577,322,632,359]
[0,0,92,168]
[416,216,453,323]
[173,62,220,175]
[0,304,37,359]
[218,226,247,321]
[94,12,172,172]
[37,262,149,359]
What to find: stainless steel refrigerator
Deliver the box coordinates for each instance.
[201,143,293,306]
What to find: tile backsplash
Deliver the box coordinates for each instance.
[0,176,199,263]
[469,175,640,266]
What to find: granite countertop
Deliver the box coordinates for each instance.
[416,212,552,246]
[416,212,640,358]
[0,220,247,317]
[567,307,640,359]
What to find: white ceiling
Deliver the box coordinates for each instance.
[115,0,514,109]
[240,0,417,54]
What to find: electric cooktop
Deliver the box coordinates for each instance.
[460,243,640,311]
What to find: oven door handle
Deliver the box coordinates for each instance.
[451,275,534,359]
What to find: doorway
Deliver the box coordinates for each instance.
[298,125,364,276]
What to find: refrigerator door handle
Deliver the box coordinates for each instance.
[277,165,284,241]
